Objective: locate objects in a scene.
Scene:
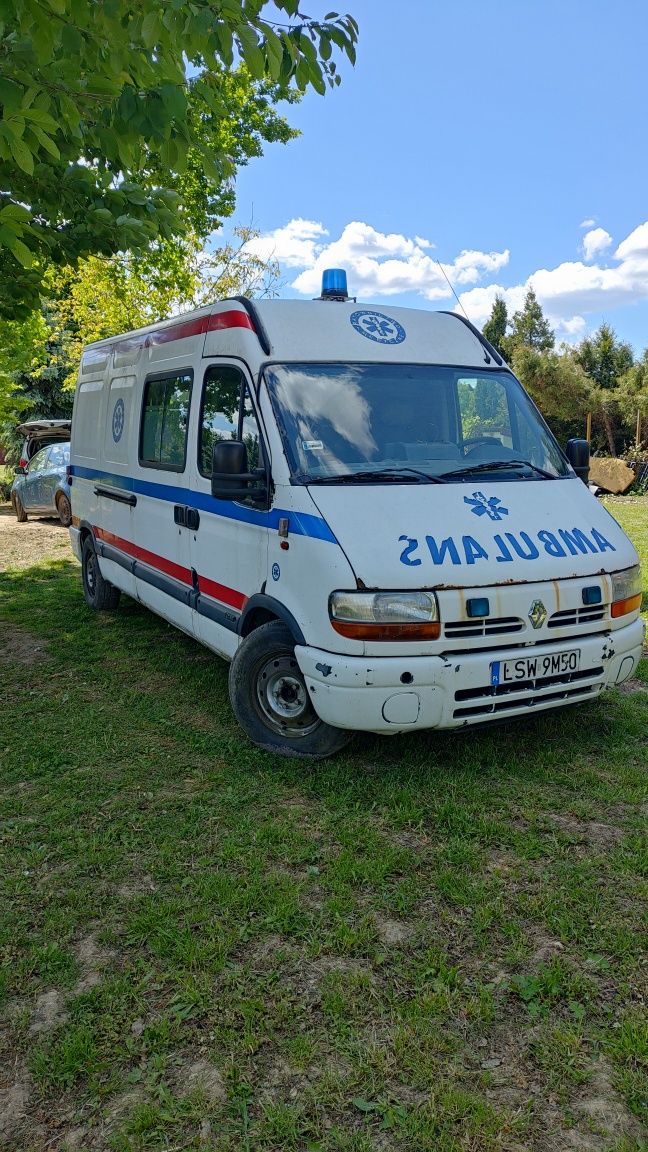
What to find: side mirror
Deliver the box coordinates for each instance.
[566,438,590,484]
[211,439,268,503]
[15,464,26,475]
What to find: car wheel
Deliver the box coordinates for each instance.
[12,493,27,522]
[228,620,353,758]
[82,535,121,610]
[56,492,72,527]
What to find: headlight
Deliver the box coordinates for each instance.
[611,565,642,618]
[329,591,440,639]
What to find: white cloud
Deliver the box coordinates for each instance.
[582,227,612,261]
[580,218,596,228]
[246,219,509,302]
[244,216,648,344]
[245,218,329,268]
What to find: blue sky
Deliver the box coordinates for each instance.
[229,0,648,353]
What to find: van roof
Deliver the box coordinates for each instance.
[81,299,502,372]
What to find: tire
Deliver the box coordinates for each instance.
[229,620,353,759]
[81,535,121,611]
[12,493,27,522]
[56,492,72,528]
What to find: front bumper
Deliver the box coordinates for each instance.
[296,617,645,733]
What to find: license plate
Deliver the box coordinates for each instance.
[490,649,581,687]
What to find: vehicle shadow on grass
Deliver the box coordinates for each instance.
[2,558,646,811]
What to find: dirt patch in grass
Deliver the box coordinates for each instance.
[170,1057,226,1103]
[28,989,68,1035]
[0,1076,32,1145]
[545,812,625,849]
[0,623,48,666]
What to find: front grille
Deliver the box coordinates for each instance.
[444,616,525,639]
[453,665,604,719]
[548,605,606,628]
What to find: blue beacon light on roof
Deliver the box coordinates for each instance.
[321,268,348,300]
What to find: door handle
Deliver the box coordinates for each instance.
[173,505,200,530]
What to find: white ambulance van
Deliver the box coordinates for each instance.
[69,270,644,757]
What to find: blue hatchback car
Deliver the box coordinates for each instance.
[11,441,72,526]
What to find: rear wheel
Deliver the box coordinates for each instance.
[12,494,27,522]
[56,492,72,527]
[82,535,121,610]
[229,620,353,758]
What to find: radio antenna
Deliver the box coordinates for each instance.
[436,260,471,320]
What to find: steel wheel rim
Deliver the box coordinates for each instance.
[85,550,97,595]
[255,652,319,737]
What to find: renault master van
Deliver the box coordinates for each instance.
[69,270,644,757]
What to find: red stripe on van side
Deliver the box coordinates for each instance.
[198,575,247,611]
[110,309,255,356]
[205,311,255,334]
[93,526,193,587]
[94,526,247,611]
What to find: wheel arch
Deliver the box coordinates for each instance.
[238,594,306,646]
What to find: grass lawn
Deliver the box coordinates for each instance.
[0,498,646,1151]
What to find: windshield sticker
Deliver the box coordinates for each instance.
[350,310,406,345]
[399,527,616,567]
[464,492,509,520]
[302,439,324,451]
[112,398,125,443]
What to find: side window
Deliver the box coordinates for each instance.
[241,387,262,472]
[199,365,242,476]
[29,446,50,472]
[457,377,513,447]
[49,444,67,467]
[140,372,192,471]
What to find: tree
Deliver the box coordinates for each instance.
[509,288,554,353]
[575,324,634,455]
[0,1,358,314]
[615,350,648,452]
[0,227,281,456]
[512,345,591,445]
[482,295,511,360]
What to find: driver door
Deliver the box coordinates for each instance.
[188,362,269,657]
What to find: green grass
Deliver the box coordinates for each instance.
[0,498,646,1150]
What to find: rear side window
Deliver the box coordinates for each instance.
[49,444,70,467]
[140,372,192,471]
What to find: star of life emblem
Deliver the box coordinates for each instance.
[350,310,406,345]
[463,491,509,521]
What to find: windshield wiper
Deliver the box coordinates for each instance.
[304,467,447,485]
[440,459,556,480]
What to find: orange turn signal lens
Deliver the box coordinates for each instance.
[611,593,642,618]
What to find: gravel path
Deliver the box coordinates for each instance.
[0,503,75,572]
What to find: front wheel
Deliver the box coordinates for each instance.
[82,535,121,610]
[229,621,353,758]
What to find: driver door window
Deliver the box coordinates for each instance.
[199,366,265,504]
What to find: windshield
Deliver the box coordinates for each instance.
[264,363,571,483]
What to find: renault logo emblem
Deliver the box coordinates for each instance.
[528,600,547,629]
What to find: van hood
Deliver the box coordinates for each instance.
[307,477,639,589]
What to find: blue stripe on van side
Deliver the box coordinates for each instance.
[70,464,338,543]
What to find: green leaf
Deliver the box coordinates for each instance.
[26,125,60,159]
[0,229,34,267]
[237,25,265,79]
[0,78,24,111]
[352,1098,380,1113]
[140,12,160,49]
[7,133,34,175]
[0,203,31,223]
